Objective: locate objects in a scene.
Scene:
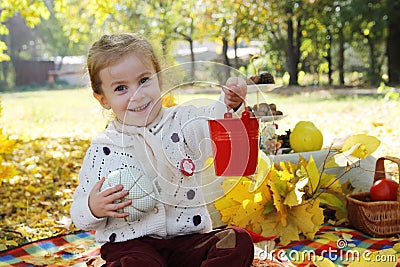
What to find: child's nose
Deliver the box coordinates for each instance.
[129,87,144,101]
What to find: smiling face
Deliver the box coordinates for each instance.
[94,53,162,127]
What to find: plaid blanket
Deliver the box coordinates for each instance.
[0,226,399,267]
[0,231,100,267]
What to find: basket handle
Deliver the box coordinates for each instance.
[374,156,400,201]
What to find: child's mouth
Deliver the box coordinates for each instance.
[129,102,150,112]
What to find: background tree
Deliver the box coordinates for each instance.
[141,0,182,64]
[230,0,268,69]
[261,0,315,86]
[331,0,353,86]
[53,0,114,46]
[202,0,235,81]
[35,2,89,70]
[348,0,387,85]
[386,0,400,85]
[169,1,207,79]
[0,0,50,88]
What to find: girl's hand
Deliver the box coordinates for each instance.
[88,177,132,218]
[222,77,247,109]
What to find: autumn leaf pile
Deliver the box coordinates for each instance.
[214,132,385,246]
[215,154,350,246]
[0,100,90,250]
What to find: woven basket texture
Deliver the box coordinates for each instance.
[346,156,400,237]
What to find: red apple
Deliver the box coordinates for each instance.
[369,179,399,201]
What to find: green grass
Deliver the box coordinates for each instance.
[1,87,106,139]
[1,87,400,159]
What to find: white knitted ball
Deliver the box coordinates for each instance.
[101,168,156,222]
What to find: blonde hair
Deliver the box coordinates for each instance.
[87,33,161,94]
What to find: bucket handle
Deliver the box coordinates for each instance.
[222,84,249,119]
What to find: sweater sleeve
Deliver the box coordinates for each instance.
[70,145,107,231]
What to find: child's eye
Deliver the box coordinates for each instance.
[115,85,127,92]
[139,77,150,85]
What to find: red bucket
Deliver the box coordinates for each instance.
[208,110,259,176]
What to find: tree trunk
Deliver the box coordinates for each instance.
[222,37,230,66]
[286,17,298,86]
[338,27,345,85]
[222,37,231,81]
[161,37,168,60]
[326,28,333,85]
[366,35,379,85]
[0,62,10,89]
[234,36,239,69]
[295,17,301,84]
[189,38,195,81]
[387,0,400,85]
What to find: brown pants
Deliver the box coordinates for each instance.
[100,227,254,267]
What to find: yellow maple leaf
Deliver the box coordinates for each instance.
[161,93,177,107]
[326,134,381,167]
[280,223,302,245]
[284,177,308,206]
[319,173,342,192]
[305,155,321,194]
[215,171,273,227]
[267,177,285,214]
[317,192,345,211]
[214,198,239,223]
[232,197,265,228]
[224,178,255,203]
[260,212,283,237]
[341,134,380,158]
[261,200,324,245]
[292,200,324,240]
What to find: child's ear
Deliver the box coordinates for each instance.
[93,92,111,109]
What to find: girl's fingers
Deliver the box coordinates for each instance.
[102,183,124,197]
[226,77,247,89]
[226,77,239,86]
[223,86,244,108]
[111,199,132,211]
[92,177,123,196]
[109,211,129,218]
[108,189,129,202]
[106,200,132,218]
[223,86,242,100]
[92,177,105,192]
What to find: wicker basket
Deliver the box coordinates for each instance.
[346,156,400,237]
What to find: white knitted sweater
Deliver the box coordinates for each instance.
[70,97,235,244]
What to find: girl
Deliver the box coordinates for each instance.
[70,33,254,267]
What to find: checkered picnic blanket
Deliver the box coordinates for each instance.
[0,226,399,267]
[0,231,100,267]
